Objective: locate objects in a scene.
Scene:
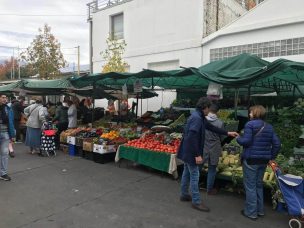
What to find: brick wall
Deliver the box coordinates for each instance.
[203,0,250,38]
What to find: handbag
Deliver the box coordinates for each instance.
[19,113,27,126]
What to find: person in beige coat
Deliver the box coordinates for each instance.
[24,99,47,154]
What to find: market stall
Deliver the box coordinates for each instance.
[115,145,181,178]
[1,53,303,200]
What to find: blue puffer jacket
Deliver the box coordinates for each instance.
[237,119,281,161]
[2,105,15,139]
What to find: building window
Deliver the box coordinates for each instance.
[210,36,304,61]
[110,13,124,39]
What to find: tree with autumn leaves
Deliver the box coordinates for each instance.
[101,37,128,73]
[21,24,67,79]
[0,58,33,80]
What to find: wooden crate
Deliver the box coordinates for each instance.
[60,132,68,143]
[60,144,69,154]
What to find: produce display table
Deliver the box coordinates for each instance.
[115,145,181,178]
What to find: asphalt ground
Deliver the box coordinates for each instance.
[0,143,290,228]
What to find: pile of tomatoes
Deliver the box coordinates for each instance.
[125,134,180,154]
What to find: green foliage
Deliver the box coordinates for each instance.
[21,24,67,79]
[171,99,195,108]
[101,36,128,73]
[273,122,301,158]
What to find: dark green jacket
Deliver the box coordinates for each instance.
[53,105,68,124]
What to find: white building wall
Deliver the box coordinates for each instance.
[92,0,204,73]
[202,0,304,64]
[202,23,304,64]
[91,0,249,112]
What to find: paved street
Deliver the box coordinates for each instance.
[0,143,289,228]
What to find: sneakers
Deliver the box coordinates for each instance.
[180,195,192,202]
[192,203,210,212]
[241,210,257,220]
[0,174,11,181]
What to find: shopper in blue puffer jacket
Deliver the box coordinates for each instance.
[237,105,281,220]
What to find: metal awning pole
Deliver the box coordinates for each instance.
[92,82,96,123]
[141,94,143,116]
[136,93,139,117]
[247,85,251,108]
[234,88,239,120]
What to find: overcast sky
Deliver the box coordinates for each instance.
[0,0,90,66]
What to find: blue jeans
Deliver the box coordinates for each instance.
[243,160,267,218]
[0,133,10,176]
[180,163,201,205]
[207,165,217,192]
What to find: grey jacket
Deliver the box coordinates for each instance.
[24,103,47,128]
[203,113,225,165]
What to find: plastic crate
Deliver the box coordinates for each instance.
[75,137,84,147]
[93,152,116,164]
[77,147,85,158]
[83,151,94,160]
[68,144,78,156]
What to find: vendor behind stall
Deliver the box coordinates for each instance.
[67,100,77,129]
[107,100,116,116]
[53,102,68,149]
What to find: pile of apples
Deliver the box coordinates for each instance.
[125,134,180,154]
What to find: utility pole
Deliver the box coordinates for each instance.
[18,46,21,79]
[12,48,15,79]
[77,46,80,75]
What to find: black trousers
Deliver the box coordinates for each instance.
[13,119,21,141]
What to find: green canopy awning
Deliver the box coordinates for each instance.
[2,54,304,98]
[0,81,22,92]
[69,54,274,90]
[21,78,74,90]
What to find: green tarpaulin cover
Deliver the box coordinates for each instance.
[2,54,304,97]
[69,54,304,95]
[118,145,171,173]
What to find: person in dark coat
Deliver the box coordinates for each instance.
[237,105,280,220]
[53,102,68,148]
[11,96,25,142]
[203,103,226,195]
[177,97,238,212]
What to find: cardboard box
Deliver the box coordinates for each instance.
[60,132,68,143]
[83,141,93,152]
[93,144,116,154]
[67,136,76,145]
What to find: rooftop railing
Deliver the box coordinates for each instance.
[87,0,130,20]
